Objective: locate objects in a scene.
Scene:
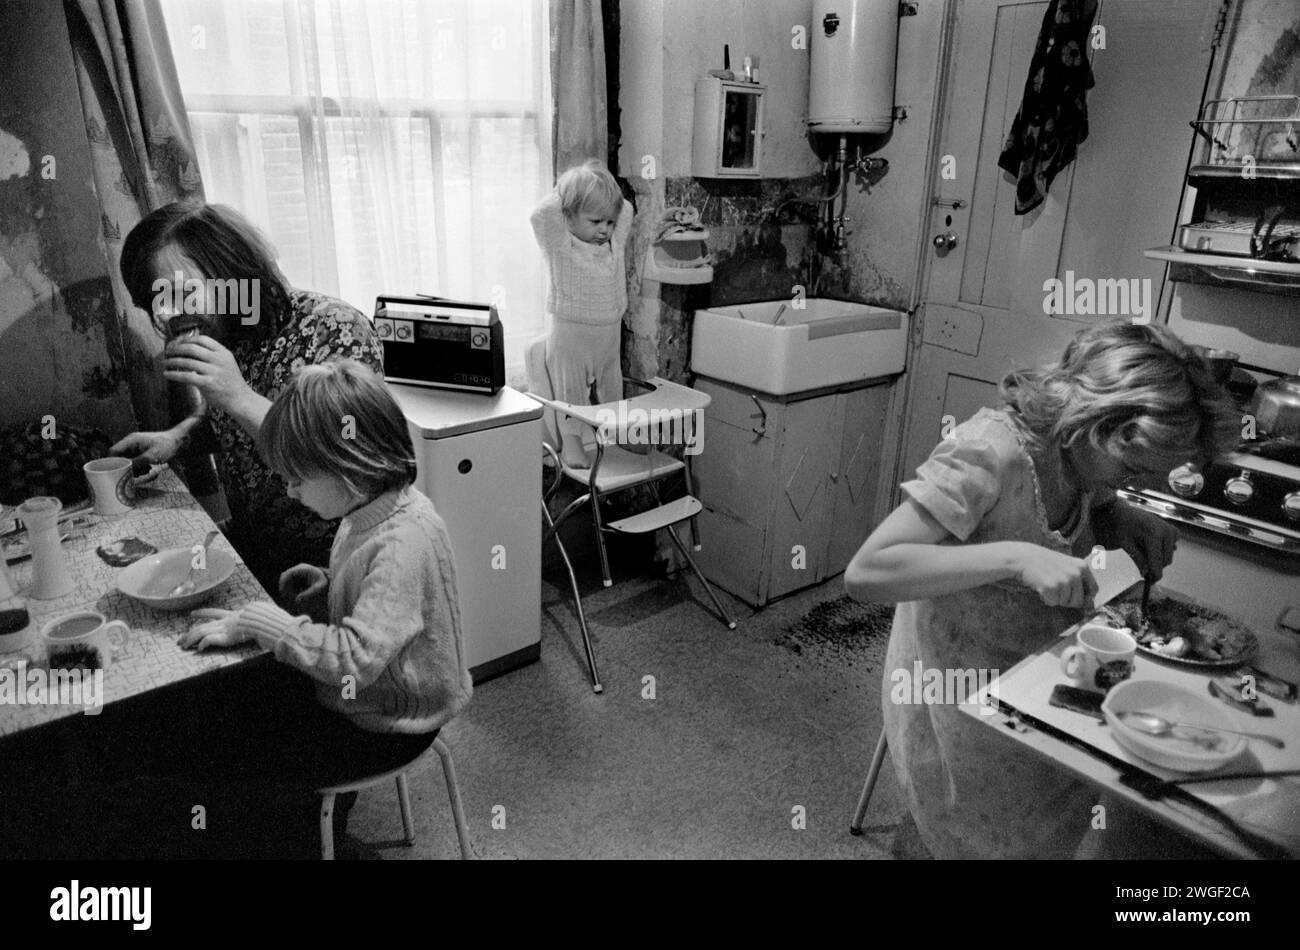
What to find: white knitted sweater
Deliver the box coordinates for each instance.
[530,193,633,325]
[235,486,472,734]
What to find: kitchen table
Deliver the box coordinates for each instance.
[0,465,268,739]
[959,563,1300,859]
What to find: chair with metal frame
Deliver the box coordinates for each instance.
[525,337,737,693]
[848,728,889,835]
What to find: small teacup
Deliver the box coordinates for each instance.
[1061,623,1136,693]
[40,610,130,671]
[84,457,135,516]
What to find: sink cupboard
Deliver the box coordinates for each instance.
[691,374,893,606]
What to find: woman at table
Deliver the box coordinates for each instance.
[111,201,383,590]
[844,322,1238,858]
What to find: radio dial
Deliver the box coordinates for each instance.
[375,321,392,339]
[1167,464,1203,497]
[1224,474,1253,506]
[1284,492,1300,522]
[396,325,412,341]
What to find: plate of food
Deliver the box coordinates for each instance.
[1098,584,1258,668]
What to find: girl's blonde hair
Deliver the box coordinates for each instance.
[1000,321,1239,470]
[259,359,418,499]
[557,159,623,220]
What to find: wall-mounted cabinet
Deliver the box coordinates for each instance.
[692,78,765,179]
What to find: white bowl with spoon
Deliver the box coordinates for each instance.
[116,533,234,612]
[1102,679,1250,772]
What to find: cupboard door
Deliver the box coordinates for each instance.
[768,394,840,598]
[826,384,892,574]
[719,87,762,175]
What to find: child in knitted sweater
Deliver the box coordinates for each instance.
[531,159,634,468]
[159,359,471,856]
[182,359,472,735]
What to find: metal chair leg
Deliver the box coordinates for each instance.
[319,793,336,860]
[434,737,473,860]
[666,524,737,629]
[396,772,415,844]
[588,485,613,589]
[683,454,702,551]
[543,501,603,693]
[849,728,890,835]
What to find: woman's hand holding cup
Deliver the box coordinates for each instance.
[110,429,184,465]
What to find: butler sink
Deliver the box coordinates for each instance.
[690,298,908,396]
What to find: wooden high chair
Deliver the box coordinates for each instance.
[525,337,738,693]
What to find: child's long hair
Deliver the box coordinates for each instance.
[1000,322,1239,470]
[259,360,418,500]
[556,159,623,220]
[120,201,292,341]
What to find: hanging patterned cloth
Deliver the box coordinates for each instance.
[997,0,1100,215]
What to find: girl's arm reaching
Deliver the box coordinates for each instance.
[845,497,1097,608]
[530,191,569,250]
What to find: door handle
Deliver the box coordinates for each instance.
[933,232,959,251]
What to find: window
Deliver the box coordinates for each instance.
[161,0,552,375]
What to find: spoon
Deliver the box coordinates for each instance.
[1117,711,1285,749]
[169,530,219,598]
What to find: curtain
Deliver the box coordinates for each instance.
[158,0,552,377]
[64,0,206,431]
[550,0,608,177]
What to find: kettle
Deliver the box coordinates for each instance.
[1250,374,1300,441]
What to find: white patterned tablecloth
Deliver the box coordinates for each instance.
[1,466,269,737]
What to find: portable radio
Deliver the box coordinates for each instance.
[374,294,505,394]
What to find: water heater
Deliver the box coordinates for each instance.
[808,0,899,134]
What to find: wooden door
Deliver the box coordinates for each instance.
[898,0,1219,484]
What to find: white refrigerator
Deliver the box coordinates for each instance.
[389,384,542,682]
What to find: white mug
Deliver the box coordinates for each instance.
[84,457,135,516]
[40,610,131,671]
[1061,623,1137,693]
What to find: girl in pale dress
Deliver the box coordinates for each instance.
[845,322,1238,858]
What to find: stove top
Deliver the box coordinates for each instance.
[1122,438,1300,554]
[1231,439,1300,479]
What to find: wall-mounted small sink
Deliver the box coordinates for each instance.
[691,298,908,395]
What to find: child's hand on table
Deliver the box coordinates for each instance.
[179,608,251,651]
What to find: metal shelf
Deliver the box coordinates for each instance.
[1144,245,1300,296]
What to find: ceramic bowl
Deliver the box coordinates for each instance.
[116,546,236,612]
[1102,678,1245,773]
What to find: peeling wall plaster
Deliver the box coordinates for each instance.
[0,129,32,181]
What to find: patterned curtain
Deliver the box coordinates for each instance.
[64,0,205,431]
[550,0,608,177]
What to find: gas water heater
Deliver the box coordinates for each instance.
[808,0,900,134]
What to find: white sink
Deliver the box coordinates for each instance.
[691,298,907,395]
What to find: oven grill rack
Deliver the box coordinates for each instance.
[1189,95,1300,179]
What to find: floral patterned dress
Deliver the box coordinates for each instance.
[206,289,383,589]
[882,408,1100,858]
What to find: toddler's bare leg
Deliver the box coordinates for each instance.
[548,322,614,469]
